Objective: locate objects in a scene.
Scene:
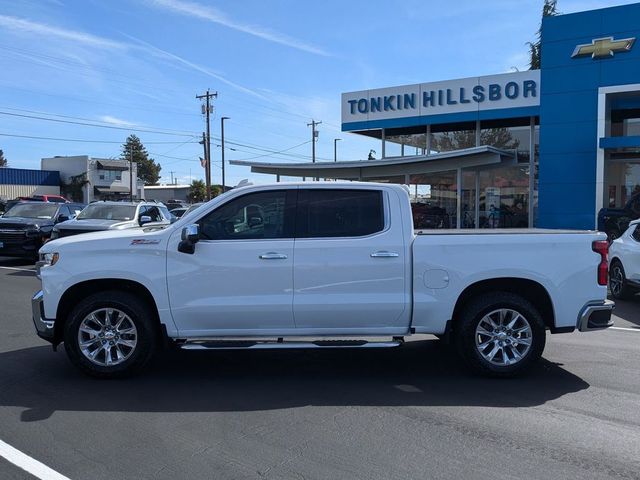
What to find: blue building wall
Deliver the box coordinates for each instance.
[538,3,640,229]
[0,168,60,186]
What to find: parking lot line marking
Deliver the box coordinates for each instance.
[0,266,35,273]
[610,326,640,332]
[0,438,71,480]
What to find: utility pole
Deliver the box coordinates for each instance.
[307,119,321,181]
[129,146,134,202]
[307,119,322,163]
[170,171,175,185]
[221,116,230,191]
[196,89,217,200]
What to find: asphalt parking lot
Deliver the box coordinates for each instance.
[0,257,639,480]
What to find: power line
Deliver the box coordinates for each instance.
[1,107,198,136]
[0,110,198,137]
[0,132,198,144]
[0,84,199,118]
[229,140,312,161]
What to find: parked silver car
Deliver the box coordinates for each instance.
[51,201,173,239]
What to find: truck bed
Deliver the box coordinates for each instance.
[415,228,599,235]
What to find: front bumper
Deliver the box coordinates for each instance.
[577,300,615,332]
[31,290,55,342]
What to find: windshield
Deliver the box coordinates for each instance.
[4,203,58,219]
[184,203,203,216]
[77,204,137,221]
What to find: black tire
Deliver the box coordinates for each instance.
[64,291,157,378]
[609,260,636,300]
[454,292,546,377]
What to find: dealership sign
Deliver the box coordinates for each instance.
[341,70,540,128]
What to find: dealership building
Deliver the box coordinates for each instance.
[233,3,640,230]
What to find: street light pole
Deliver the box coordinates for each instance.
[221,116,230,191]
[129,147,133,202]
[334,138,342,162]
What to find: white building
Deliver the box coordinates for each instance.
[41,155,144,203]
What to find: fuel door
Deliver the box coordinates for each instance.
[424,269,450,289]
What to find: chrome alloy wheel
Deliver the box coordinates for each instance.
[77,308,138,367]
[475,308,533,366]
[610,265,624,297]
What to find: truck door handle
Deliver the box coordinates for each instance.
[259,252,288,260]
[370,251,399,258]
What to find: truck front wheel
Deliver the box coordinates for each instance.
[454,292,546,377]
[63,291,157,378]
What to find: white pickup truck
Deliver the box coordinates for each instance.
[32,182,614,378]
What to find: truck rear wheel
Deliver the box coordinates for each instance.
[63,291,157,378]
[454,292,546,377]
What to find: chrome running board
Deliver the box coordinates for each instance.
[179,338,403,351]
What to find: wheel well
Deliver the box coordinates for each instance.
[54,279,160,344]
[451,278,556,331]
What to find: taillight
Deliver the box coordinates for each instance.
[592,240,609,286]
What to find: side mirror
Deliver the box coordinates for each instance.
[248,216,263,228]
[178,224,199,254]
[139,215,152,226]
[57,214,69,223]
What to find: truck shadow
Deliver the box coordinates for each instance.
[0,340,589,422]
[609,295,640,327]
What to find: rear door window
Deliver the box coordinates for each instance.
[296,189,384,238]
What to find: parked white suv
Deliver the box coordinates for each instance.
[33,182,613,378]
[609,219,640,300]
[50,201,173,239]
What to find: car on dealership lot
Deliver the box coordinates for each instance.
[170,207,189,218]
[0,201,84,259]
[26,194,71,203]
[51,201,173,239]
[598,192,640,242]
[164,200,188,211]
[609,219,640,300]
[33,182,613,379]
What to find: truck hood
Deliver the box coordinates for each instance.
[41,225,173,254]
[56,218,132,230]
[0,216,53,230]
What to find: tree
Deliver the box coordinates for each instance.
[528,0,559,70]
[0,149,7,167]
[187,179,207,202]
[120,134,161,185]
[60,173,89,202]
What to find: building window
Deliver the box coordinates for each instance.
[409,171,457,229]
[384,127,427,157]
[480,118,532,162]
[478,166,530,228]
[430,122,477,153]
[97,169,122,182]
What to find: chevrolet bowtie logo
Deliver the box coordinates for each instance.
[572,36,635,59]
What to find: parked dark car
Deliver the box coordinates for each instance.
[598,193,640,241]
[0,201,85,260]
[169,206,188,218]
[165,201,188,211]
[411,202,450,229]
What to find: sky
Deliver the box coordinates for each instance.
[0,0,637,186]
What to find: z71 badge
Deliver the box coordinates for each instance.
[130,239,160,245]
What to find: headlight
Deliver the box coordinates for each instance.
[39,252,60,267]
